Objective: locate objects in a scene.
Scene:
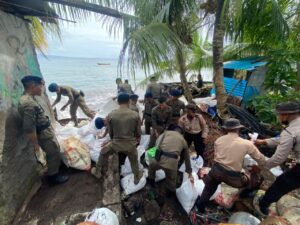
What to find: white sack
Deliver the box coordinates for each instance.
[121,173,146,195]
[85,207,119,225]
[179,156,204,174]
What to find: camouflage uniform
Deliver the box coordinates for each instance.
[148,105,172,148]
[94,107,142,183]
[148,130,192,192]
[166,99,185,124]
[55,86,94,124]
[143,99,158,135]
[18,94,61,175]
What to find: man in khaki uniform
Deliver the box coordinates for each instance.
[129,94,139,114]
[148,96,172,148]
[196,118,266,213]
[166,89,185,124]
[148,125,194,194]
[91,93,143,184]
[48,83,95,126]
[146,76,164,100]
[255,102,300,216]
[142,93,158,135]
[18,76,69,184]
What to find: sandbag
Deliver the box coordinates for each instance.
[90,136,110,162]
[143,168,166,182]
[179,156,204,174]
[140,135,150,150]
[277,195,300,215]
[259,216,290,225]
[228,212,260,225]
[282,207,300,225]
[61,136,91,170]
[214,183,239,209]
[121,173,146,195]
[85,208,119,225]
[176,173,203,214]
[253,190,277,217]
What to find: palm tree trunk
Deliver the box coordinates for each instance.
[297,62,300,90]
[176,48,193,102]
[212,0,228,118]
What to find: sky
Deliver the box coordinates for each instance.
[45,17,123,59]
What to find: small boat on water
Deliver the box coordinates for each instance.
[97,63,111,66]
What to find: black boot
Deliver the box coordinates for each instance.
[258,197,269,216]
[48,173,69,185]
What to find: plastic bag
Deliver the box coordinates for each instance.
[140,135,150,149]
[179,156,204,174]
[228,212,261,225]
[61,136,91,170]
[85,208,119,225]
[121,173,146,195]
[176,173,203,214]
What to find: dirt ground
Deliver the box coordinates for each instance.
[18,167,103,225]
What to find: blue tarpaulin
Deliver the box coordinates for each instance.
[223,57,267,71]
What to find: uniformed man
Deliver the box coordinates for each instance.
[148,96,172,148]
[196,118,266,213]
[18,76,69,184]
[166,89,185,124]
[142,93,158,135]
[91,93,143,184]
[48,83,95,126]
[146,76,164,100]
[116,78,133,95]
[148,124,194,195]
[124,79,134,94]
[129,94,139,114]
[179,104,208,157]
[255,102,300,216]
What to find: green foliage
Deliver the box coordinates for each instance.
[249,90,300,125]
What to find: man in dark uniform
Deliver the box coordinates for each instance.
[129,94,139,114]
[256,102,300,216]
[148,96,172,148]
[18,76,68,184]
[142,93,158,135]
[48,83,95,126]
[91,93,143,184]
[146,76,164,100]
[166,89,185,124]
[148,125,194,195]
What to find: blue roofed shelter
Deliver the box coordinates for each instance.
[211,56,267,105]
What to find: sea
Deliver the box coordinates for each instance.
[38,55,213,113]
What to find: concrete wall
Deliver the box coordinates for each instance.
[0,10,48,225]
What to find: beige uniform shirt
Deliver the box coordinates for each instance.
[119,83,133,95]
[214,133,266,172]
[179,114,209,138]
[18,94,54,140]
[108,107,141,141]
[55,85,80,105]
[146,82,163,99]
[156,130,192,172]
[265,117,300,169]
[166,99,185,117]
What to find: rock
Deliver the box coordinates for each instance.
[144,200,160,221]
[259,216,290,225]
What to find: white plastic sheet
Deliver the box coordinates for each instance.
[121,145,146,176]
[179,156,204,174]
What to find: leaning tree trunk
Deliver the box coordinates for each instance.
[212,0,228,118]
[176,47,193,102]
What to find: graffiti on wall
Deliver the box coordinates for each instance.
[0,12,42,111]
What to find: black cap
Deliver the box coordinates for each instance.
[129,94,139,100]
[117,92,130,103]
[275,102,300,114]
[21,75,42,85]
[158,96,167,104]
[222,118,244,130]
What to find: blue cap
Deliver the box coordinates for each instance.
[21,75,42,85]
[48,83,59,92]
[95,117,104,129]
[158,96,167,104]
[117,92,130,103]
[170,89,181,97]
[144,92,153,98]
[130,94,139,100]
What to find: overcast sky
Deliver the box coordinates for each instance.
[45,17,123,59]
